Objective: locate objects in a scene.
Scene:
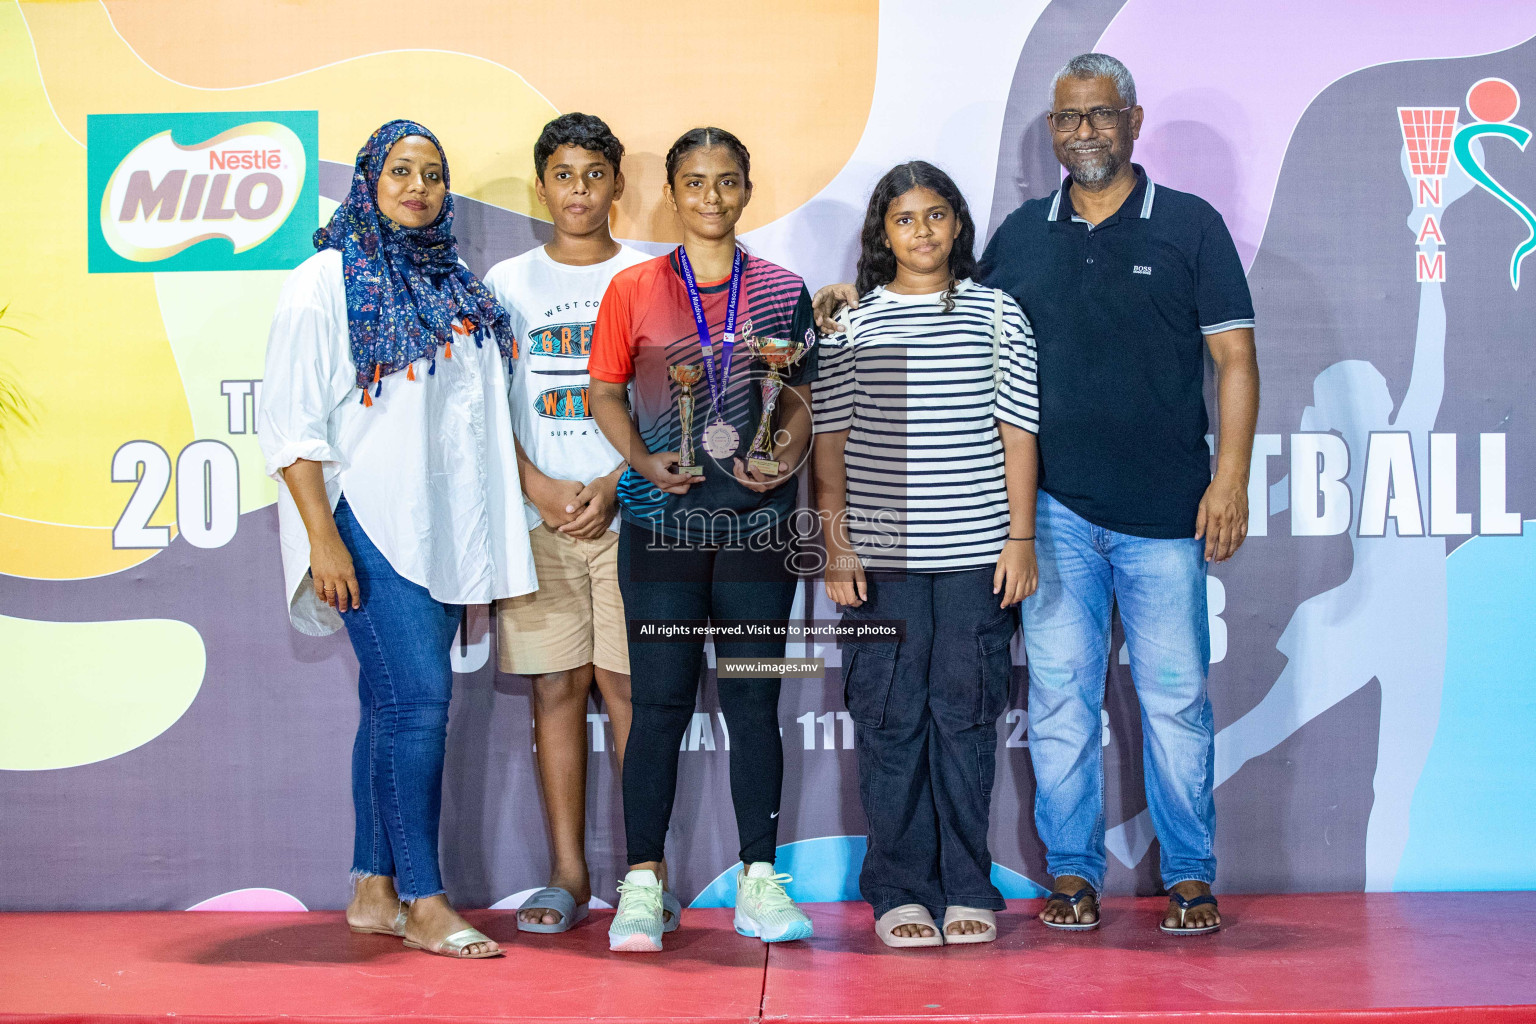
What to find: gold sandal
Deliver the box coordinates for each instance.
[403,926,503,959]
[348,904,407,937]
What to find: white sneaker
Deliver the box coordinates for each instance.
[609,869,666,952]
[734,862,814,943]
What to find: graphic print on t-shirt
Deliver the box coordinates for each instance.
[521,301,607,427]
[525,320,595,358]
[526,319,596,420]
[533,383,590,420]
[484,244,652,530]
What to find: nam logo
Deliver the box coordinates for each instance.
[527,322,594,358]
[535,385,591,420]
[1400,78,1534,289]
[87,110,319,273]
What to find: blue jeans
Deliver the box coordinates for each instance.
[1019,492,1214,891]
[334,496,463,902]
[843,568,1014,920]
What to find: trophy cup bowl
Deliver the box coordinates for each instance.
[668,363,706,477]
[743,336,807,477]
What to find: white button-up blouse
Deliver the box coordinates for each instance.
[258,249,537,636]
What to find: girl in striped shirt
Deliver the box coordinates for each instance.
[811,161,1040,947]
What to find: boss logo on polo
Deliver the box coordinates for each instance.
[534,385,591,420]
[88,110,318,273]
[526,322,594,358]
[1133,265,1153,275]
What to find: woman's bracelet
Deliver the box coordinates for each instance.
[1007,535,1035,542]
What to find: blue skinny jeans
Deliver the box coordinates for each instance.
[334,495,462,902]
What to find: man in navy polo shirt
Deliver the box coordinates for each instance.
[814,53,1258,935]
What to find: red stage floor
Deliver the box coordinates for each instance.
[1,894,1534,1023]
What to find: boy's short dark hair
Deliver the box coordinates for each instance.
[533,113,624,181]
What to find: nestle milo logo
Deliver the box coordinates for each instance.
[88,110,319,273]
[526,322,595,358]
[208,148,285,171]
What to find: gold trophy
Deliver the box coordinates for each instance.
[743,331,808,477]
[668,363,705,477]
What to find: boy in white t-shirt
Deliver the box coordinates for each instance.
[484,113,651,934]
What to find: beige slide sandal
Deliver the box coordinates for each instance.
[942,906,998,944]
[876,904,944,948]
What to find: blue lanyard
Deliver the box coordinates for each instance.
[676,245,743,419]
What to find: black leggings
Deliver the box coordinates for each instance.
[617,519,799,866]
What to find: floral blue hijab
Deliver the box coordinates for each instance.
[314,119,512,401]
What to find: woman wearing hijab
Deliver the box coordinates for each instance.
[258,120,536,960]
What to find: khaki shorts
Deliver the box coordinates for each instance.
[496,523,629,676]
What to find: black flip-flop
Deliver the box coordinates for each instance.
[1160,891,1220,936]
[1040,887,1100,931]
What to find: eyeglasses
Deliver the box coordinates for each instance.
[1047,106,1133,132]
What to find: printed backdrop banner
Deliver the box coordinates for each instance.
[2,1,1534,912]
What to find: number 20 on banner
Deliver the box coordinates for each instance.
[111,440,240,549]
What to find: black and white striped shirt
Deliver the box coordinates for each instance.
[813,279,1039,571]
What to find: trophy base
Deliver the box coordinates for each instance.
[677,464,704,477]
[747,457,782,477]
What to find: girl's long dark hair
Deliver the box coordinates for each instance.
[856,161,977,310]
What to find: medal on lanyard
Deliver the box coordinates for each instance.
[677,245,743,460]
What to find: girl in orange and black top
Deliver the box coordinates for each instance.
[588,128,818,952]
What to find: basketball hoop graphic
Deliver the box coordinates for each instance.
[1397,106,1459,179]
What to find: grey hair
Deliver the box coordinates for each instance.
[1050,52,1137,109]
